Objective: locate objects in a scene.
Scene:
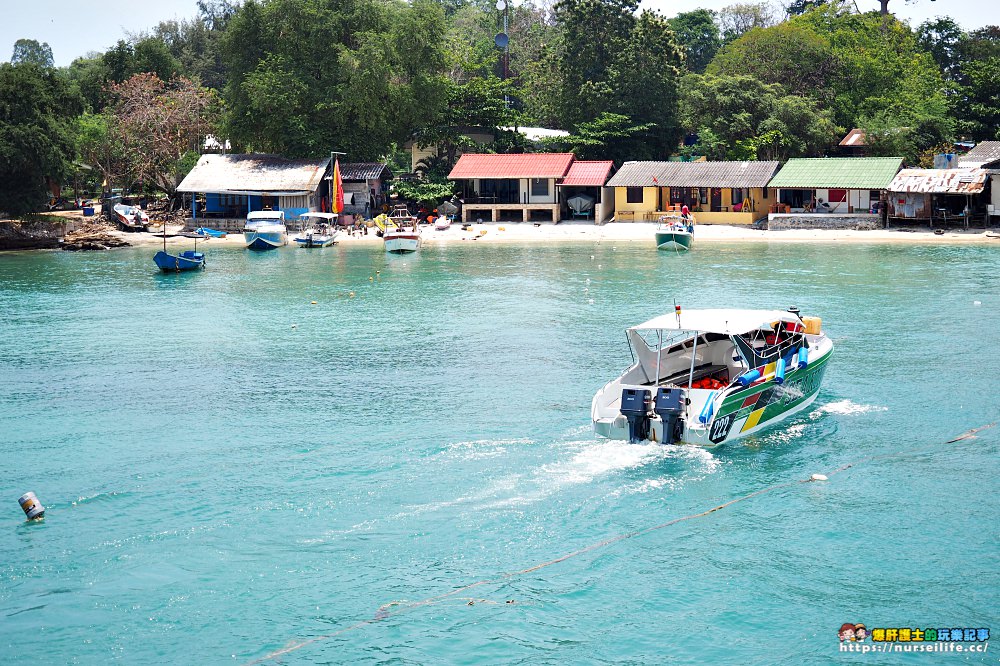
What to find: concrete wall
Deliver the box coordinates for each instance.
[767,213,882,230]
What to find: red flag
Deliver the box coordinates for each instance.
[652,176,658,185]
[332,158,344,214]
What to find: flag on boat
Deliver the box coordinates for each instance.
[332,158,344,214]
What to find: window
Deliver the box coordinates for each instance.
[731,188,744,206]
[700,188,708,204]
[626,187,643,203]
[531,178,549,197]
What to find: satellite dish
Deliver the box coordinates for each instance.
[495,0,506,9]
[494,32,509,49]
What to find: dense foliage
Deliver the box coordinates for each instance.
[2,0,999,214]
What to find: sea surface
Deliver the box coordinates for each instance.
[1,239,997,664]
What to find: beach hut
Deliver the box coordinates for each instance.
[767,157,903,215]
[959,142,1000,221]
[605,161,780,224]
[556,160,615,222]
[448,153,575,222]
[177,154,332,232]
[339,162,393,217]
[885,168,989,227]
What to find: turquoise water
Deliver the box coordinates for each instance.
[1,240,997,664]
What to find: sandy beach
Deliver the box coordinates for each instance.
[119,220,1000,249]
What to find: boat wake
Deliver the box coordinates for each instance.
[812,399,887,416]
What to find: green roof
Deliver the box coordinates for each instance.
[768,157,903,189]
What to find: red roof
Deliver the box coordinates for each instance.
[560,160,614,186]
[448,153,575,180]
[839,128,867,147]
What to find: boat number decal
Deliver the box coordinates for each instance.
[709,413,735,444]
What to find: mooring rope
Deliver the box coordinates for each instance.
[245,422,995,665]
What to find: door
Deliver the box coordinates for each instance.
[711,188,722,212]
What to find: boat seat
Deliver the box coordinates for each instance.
[645,363,727,387]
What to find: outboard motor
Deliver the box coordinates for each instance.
[654,387,687,445]
[620,388,651,443]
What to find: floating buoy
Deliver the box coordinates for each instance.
[590,255,595,260]
[974,300,981,306]
[311,301,317,304]
[597,264,602,269]
[810,474,828,482]
[291,324,298,329]
[349,291,356,298]
[586,278,591,283]
[588,299,594,304]
[369,276,374,281]
[19,492,44,520]
[376,270,380,275]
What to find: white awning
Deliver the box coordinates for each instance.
[299,212,339,220]
[631,309,801,335]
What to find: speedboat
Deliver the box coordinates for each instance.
[112,203,150,232]
[243,210,287,250]
[655,214,693,251]
[293,212,340,248]
[592,307,832,447]
[384,220,421,254]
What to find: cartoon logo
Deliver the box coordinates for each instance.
[854,624,868,642]
[840,623,856,642]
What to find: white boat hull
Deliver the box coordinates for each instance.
[244,230,287,250]
[384,232,421,254]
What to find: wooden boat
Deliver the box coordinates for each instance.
[655,214,693,251]
[112,203,150,232]
[592,308,832,446]
[243,210,287,250]
[293,212,340,248]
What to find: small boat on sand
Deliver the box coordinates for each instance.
[112,203,150,232]
[433,215,452,230]
[293,212,340,248]
[592,307,832,446]
[243,210,287,250]
[655,214,693,251]
[194,227,227,238]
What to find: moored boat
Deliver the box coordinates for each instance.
[152,229,205,272]
[243,210,287,251]
[293,212,340,248]
[384,221,421,254]
[591,307,832,447]
[655,214,693,251]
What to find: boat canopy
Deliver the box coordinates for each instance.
[299,212,338,220]
[631,309,801,335]
[247,210,285,221]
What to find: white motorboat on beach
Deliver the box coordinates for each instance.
[592,307,833,447]
[112,203,150,232]
[384,219,421,254]
[293,212,341,248]
[244,210,288,250]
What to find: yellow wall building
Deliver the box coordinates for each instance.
[606,161,781,224]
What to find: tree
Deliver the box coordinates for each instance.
[679,73,838,160]
[11,39,54,68]
[667,9,720,74]
[221,0,449,158]
[717,3,778,43]
[786,0,830,17]
[541,112,654,162]
[708,22,837,97]
[105,73,218,198]
[952,27,1000,140]
[0,63,83,216]
[917,16,964,81]
[553,0,638,127]
[607,10,684,159]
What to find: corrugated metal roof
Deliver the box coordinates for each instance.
[839,128,867,147]
[448,153,575,179]
[560,160,614,186]
[177,154,330,195]
[768,157,903,189]
[887,168,987,194]
[606,161,780,188]
[340,162,392,181]
[958,141,1000,167]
